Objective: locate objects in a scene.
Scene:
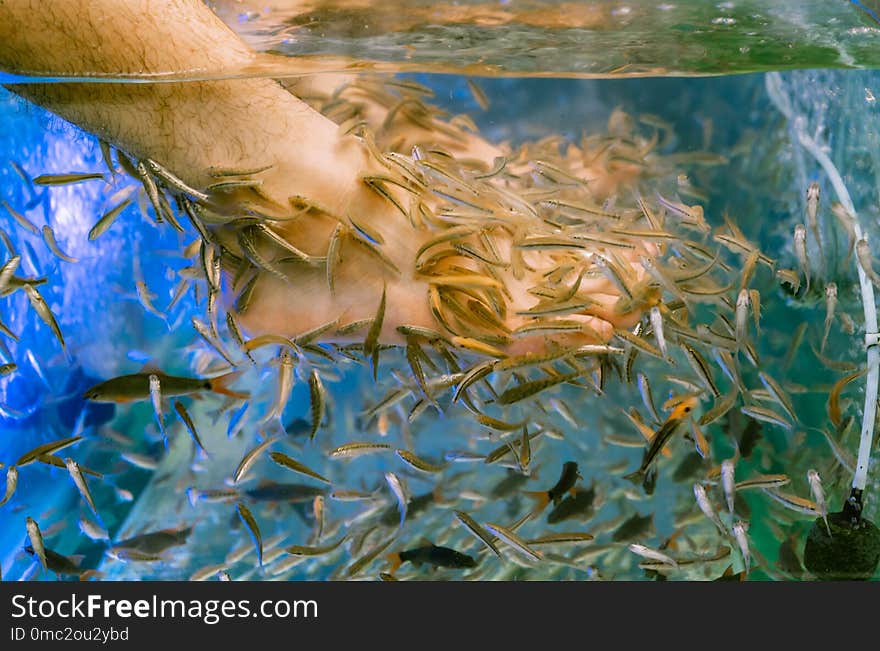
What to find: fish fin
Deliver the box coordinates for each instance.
[79,570,104,581]
[139,362,163,374]
[385,552,402,575]
[210,371,250,399]
[419,536,433,547]
[623,469,644,485]
[523,491,551,514]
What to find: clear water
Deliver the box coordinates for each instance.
[1,3,879,582]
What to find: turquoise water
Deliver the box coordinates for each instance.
[1,68,878,581]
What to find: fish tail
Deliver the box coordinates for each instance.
[523,491,551,514]
[623,469,645,485]
[385,552,402,575]
[210,371,250,399]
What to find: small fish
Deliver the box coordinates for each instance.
[173,401,207,455]
[830,202,856,265]
[396,449,447,474]
[23,546,94,579]
[794,224,810,295]
[286,537,347,557]
[328,442,393,459]
[89,198,133,241]
[827,368,867,430]
[112,526,192,555]
[78,517,109,541]
[149,374,166,442]
[524,461,581,513]
[735,289,749,349]
[2,200,38,234]
[454,511,502,558]
[233,436,278,484]
[269,451,330,484]
[466,78,490,110]
[308,369,326,441]
[364,286,386,381]
[693,483,726,534]
[262,349,295,424]
[721,459,736,514]
[0,255,21,294]
[740,404,792,431]
[387,544,477,574]
[41,225,78,263]
[236,502,263,566]
[0,465,18,507]
[384,472,408,530]
[26,517,47,571]
[805,182,824,272]
[732,521,751,574]
[624,396,699,486]
[84,370,246,403]
[23,285,66,352]
[33,172,104,186]
[856,239,880,289]
[611,513,655,542]
[821,283,837,353]
[483,522,543,562]
[244,482,326,503]
[15,436,83,467]
[757,371,796,423]
[628,544,678,568]
[734,474,790,491]
[64,457,98,518]
[761,489,821,516]
[807,469,830,535]
[547,486,598,524]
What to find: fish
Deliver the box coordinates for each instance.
[237,502,263,566]
[734,474,790,491]
[761,489,821,516]
[611,513,655,542]
[23,285,66,352]
[33,172,104,185]
[628,544,678,568]
[149,374,167,443]
[243,481,326,503]
[524,461,581,513]
[41,226,78,263]
[547,486,598,524]
[857,238,880,289]
[807,469,830,535]
[384,472,408,530]
[454,511,502,558]
[624,396,699,486]
[269,451,330,484]
[757,371,796,423]
[15,436,83,467]
[112,526,193,555]
[0,255,21,294]
[735,289,749,349]
[396,449,447,474]
[25,517,47,571]
[78,517,109,541]
[173,401,207,455]
[64,458,99,518]
[84,370,247,403]
[732,521,751,574]
[827,368,867,430]
[0,465,17,507]
[233,437,278,484]
[365,286,386,381]
[483,522,543,562]
[89,198,133,241]
[23,546,95,579]
[821,283,837,353]
[721,459,736,514]
[794,224,810,295]
[386,543,477,574]
[740,404,792,431]
[2,200,38,234]
[328,442,393,459]
[693,483,726,534]
[308,369,326,441]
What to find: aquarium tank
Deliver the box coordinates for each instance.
[1,0,879,582]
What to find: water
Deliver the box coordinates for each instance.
[1,2,879,581]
